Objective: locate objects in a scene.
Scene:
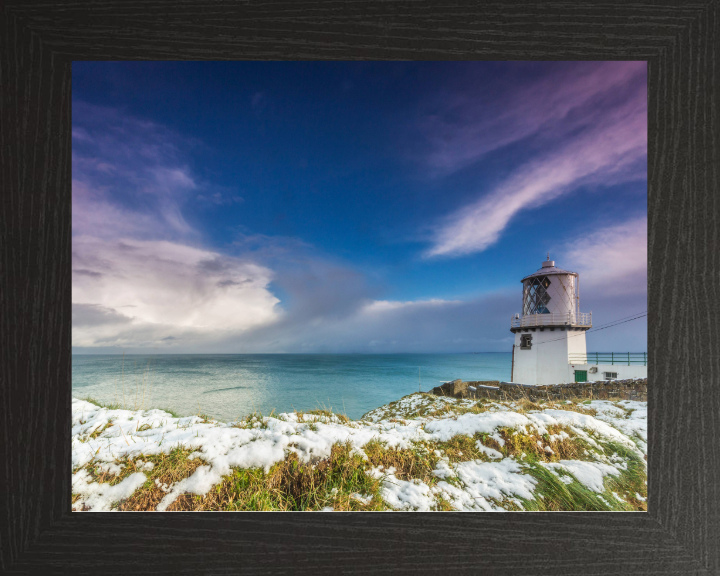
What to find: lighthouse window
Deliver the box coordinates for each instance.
[523,276,552,315]
[520,334,532,349]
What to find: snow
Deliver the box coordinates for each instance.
[95,461,125,476]
[490,433,505,447]
[424,411,531,441]
[432,457,455,480]
[452,459,536,507]
[157,465,217,511]
[431,458,537,511]
[351,493,373,505]
[72,395,647,512]
[589,400,647,453]
[529,409,637,450]
[542,460,621,492]
[72,469,147,512]
[370,467,434,511]
[476,441,503,460]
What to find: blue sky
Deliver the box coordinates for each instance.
[72,61,647,353]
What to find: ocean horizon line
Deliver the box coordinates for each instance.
[71,351,514,356]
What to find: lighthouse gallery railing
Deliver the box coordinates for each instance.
[568,352,647,366]
[510,311,592,328]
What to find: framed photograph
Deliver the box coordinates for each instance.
[2,2,717,574]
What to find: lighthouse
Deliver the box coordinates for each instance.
[510,255,648,384]
[510,255,591,385]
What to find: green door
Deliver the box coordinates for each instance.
[574,370,588,383]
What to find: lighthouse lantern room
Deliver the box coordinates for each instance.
[511,255,591,385]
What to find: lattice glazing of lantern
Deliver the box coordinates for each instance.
[520,256,581,324]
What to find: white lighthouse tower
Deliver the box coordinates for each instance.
[510,254,592,385]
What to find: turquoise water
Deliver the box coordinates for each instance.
[72,354,511,421]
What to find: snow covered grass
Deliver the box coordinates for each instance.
[72,393,647,512]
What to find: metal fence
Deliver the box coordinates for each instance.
[511,311,592,328]
[568,352,647,366]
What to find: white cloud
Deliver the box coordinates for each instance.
[72,104,284,348]
[362,299,462,314]
[207,292,519,354]
[562,216,647,297]
[72,237,281,347]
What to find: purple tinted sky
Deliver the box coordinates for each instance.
[72,61,647,353]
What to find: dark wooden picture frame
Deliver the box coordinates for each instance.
[1,2,718,574]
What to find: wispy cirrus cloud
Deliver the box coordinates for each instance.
[422,62,647,258]
[72,64,647,354]
[72,103,200,240]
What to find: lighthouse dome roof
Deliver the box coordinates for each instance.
[521,264,578,282]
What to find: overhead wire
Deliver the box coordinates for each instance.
[583,310,648,330]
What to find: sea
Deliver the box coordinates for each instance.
[72,353,512,421]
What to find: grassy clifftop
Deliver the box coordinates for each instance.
[72,393,647,512]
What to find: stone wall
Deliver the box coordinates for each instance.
[431,379,501,397]
[431,378,647,402]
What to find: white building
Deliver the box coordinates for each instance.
[510,255,647,384]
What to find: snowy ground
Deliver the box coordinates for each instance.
[72,393,647,512]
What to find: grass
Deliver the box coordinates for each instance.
[518,449,647,511]
[75,441,386,511]
[156,407,182,418]
[218,442,384,511]
[232,411,271,430]
[362,393,601,423]
[595,439,648,511]
[519,462,615,511]
[88,422,113,439]
[116,442,387,511]
[230,407,351,432]
[491,425,586,462]
[72,393,646,512]
[364,439,440,485]
[116,447,204,511]
[306,408,351,425]
[435,434,492,463]
[503,428,647,512]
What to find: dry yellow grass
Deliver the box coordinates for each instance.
[163,443,384,511]
[492,424,584,462]
[73,394,645,512]
[117,448,204,511]
[364,440,440,485]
